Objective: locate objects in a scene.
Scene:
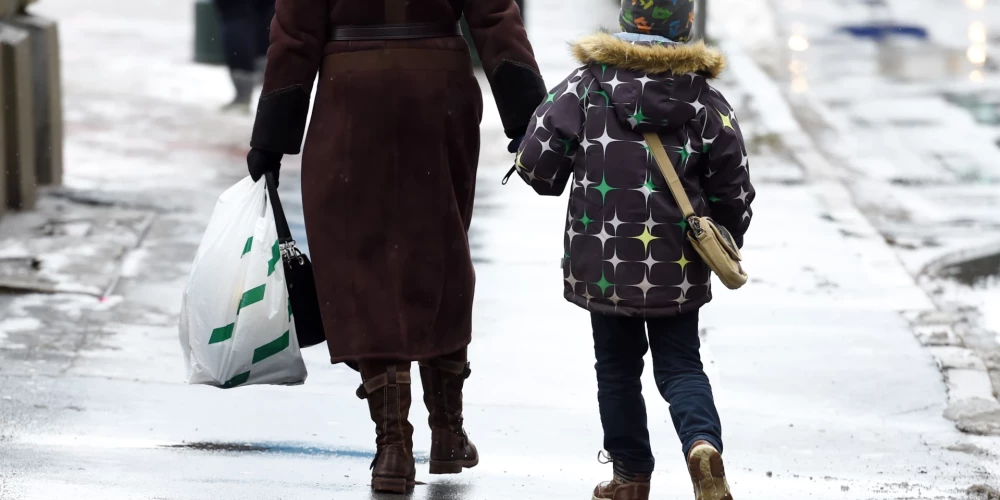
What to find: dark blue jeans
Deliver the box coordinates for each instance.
[592,311,723,477]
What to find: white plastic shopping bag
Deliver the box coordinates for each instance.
[179,177,307,388]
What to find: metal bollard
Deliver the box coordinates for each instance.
[0,22,37,210]
[0,44,5,219]
[10,13,62,186]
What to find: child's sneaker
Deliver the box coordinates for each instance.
[687,442,733,500]
[592,475,651,500]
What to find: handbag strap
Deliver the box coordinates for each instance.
[263,172,294,245]
[643,132,697,219]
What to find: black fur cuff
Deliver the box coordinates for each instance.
[251,86,311,155]
[491,61,546,139]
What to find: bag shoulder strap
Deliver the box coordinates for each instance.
[643,132,696,219]
[264,172,294,244]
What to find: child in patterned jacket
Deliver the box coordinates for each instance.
[510,2,754,500]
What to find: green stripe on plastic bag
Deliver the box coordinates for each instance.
[241,237,253,257]
[267,240,280,276]
[209,285,266,345]
[209,323,235,344]
[237,285,266,314]
[222,371,250,388]
[222,332,291,388]
[252,331,290,364]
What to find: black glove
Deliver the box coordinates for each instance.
[247,148,283,185]
[507,134,525,153]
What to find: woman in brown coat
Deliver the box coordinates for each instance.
[244,0,545,494]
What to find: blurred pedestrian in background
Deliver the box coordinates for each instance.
[213,0,275,113]
[244,0,545,494]
[511,0,753,499]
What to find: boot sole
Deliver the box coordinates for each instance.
[372,477,415,494]
[428,457,479,474]
[688,446,733,500]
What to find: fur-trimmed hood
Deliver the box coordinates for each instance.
[566,33,727,133]
[571,33,726,79]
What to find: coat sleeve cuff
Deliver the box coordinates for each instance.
[490,61,546,139]
[251,86,311,155]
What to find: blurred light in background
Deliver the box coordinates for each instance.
[788,49,808,94]
[786,18,808,93]
[788,34,810,52]
[966,16,987,83]
[968,45,988,65]
[968,21,987,44]
[964,0,985,9]
[791,76,809,93]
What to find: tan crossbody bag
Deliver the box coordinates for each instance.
[644,132,748,290]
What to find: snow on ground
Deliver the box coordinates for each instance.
[715,0,1000,433]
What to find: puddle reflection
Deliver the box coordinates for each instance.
[368,481,474,500]
[164,441,429,463]
[940,252,1000,288]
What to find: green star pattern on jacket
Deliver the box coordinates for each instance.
[512,50,754,317]
[593,175,617,203]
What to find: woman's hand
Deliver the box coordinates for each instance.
[507,134,525,153]
[247,148,283,185]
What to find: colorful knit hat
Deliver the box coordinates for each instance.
[619,0,696,43]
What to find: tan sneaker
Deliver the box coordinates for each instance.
[687,442,733,500]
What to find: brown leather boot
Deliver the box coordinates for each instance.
[357,363,416,494]
[419,355,478,474]
[593,452,651,500]
[593,475,652,500]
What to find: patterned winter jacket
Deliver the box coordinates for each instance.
[513,33,755,318]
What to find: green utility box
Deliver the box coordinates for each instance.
[194,0,226,65]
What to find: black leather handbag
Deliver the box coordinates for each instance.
[264,172,327,348]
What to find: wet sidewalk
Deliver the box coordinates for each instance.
[713,0,1000,438]
[0,0,997,499]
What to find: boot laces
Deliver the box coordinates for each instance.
[597,451,631,486]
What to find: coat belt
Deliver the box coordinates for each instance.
[330,23,462,41]
[323,48,472,73]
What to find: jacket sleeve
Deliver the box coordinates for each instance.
[513,72,587,197]
[463,0,546,139]
[701,96,755,248]
[250,0,329,155]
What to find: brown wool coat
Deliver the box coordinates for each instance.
[251,0,545,363]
